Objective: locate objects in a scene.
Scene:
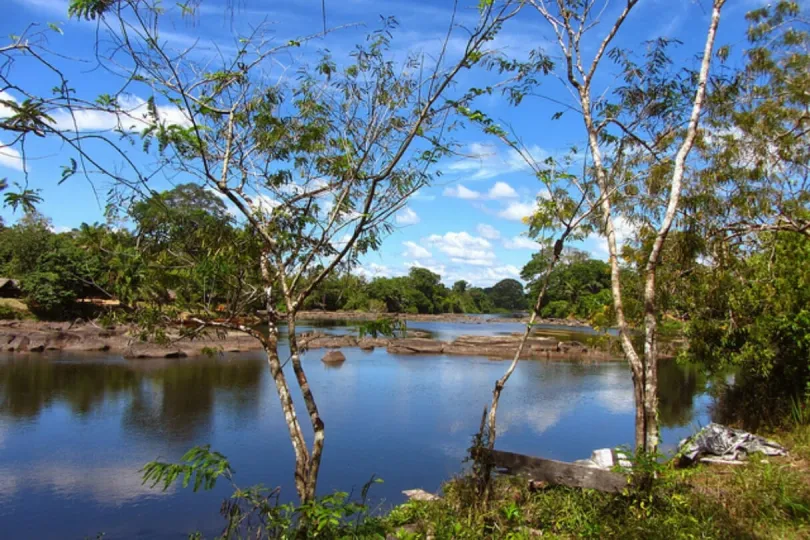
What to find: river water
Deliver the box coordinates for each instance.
[0,321,710,539]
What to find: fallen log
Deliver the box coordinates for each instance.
[480,448,628,493]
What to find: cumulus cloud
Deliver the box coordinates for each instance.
[395,207,420,225]
[448,265,522,287]
[426,231,496,267]
[0,144,24,171]
[476,223,501,240]
[406,260,520,287]
[50,94,191,132]
[488,181,518,199]
[444,181,519,201]
[355,262,393,279]
[503,235,541,250]
[498,201,537,221]
[406,259,447,277]
[403,240,432,259]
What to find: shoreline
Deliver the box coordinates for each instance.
[0,319,618,361]
[294,310,591,327]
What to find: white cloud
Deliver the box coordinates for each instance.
[488,181,518,199]
[503,236,541,250]
[0,91,17,118]
[50,94,191,132]
[406,259,447,277]
[355,262,392,279]
[444,181,519,201]
[443,183,481,200]
[403,240,432,259]
[447,142,547,181]
[498,201,536,221]
[446,265,522,287]
[250,194,281,216]
[476,223,501,240]
[395,207,420,225]
[426,231,496,266]
[589,215,636,259]
[0,144,24,171]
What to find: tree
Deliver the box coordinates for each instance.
[525,0,726,452]
[408,267,444,313]
[521,248,611,320]
[486,278,525,311]
[20,0,522,504]
[452,280,469,294]
[699,1,810,241]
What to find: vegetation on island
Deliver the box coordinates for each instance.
[1,0,809,538]
[0,191,614,320]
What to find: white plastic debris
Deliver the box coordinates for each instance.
[678,423,787,464]
[575,448,632,470]
[402,489,440,501]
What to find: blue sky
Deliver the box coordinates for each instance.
[1,0,762,286]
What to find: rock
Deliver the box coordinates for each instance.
[402,489,440,501]
[387,338,445,355]
[405,330,432,338]
[557,340,588,353]
[321,350,346,364]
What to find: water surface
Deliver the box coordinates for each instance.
[0,321,708,539]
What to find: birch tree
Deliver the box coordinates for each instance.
[525,0,725,452]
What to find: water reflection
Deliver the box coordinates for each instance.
[0,325,708,540]
[0,356,263,441]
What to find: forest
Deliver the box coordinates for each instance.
[0,184,614,319]
[1,0,810,538]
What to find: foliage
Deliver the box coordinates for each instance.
[484,279,526,312]
[142,445,387,539]
[357,317,407,339]
[684,231,810,429]
[521,248,612,322]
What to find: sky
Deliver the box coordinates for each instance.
[0,0,764,287]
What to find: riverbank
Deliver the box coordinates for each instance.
[0,319,616,361]
[381,423,810,538]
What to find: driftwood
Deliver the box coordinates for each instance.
[481,448,628,493]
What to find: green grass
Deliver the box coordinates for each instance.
[382,427,810,539]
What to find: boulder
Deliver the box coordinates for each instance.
[322,350,346,364]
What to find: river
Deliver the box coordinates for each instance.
[0,320,710,539]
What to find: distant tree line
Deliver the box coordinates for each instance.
[0,184,622,320]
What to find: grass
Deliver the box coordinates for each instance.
[382,425,810,539]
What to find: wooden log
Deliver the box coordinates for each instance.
[483,448,628,493]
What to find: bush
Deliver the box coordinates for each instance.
[541,300,571,319]
[0,303,21,320]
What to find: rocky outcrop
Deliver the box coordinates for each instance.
[0,322,613,361]
[0,321,262,358]
[299,331,610,361]
[387,338,445,355]
[322,350,346,364]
